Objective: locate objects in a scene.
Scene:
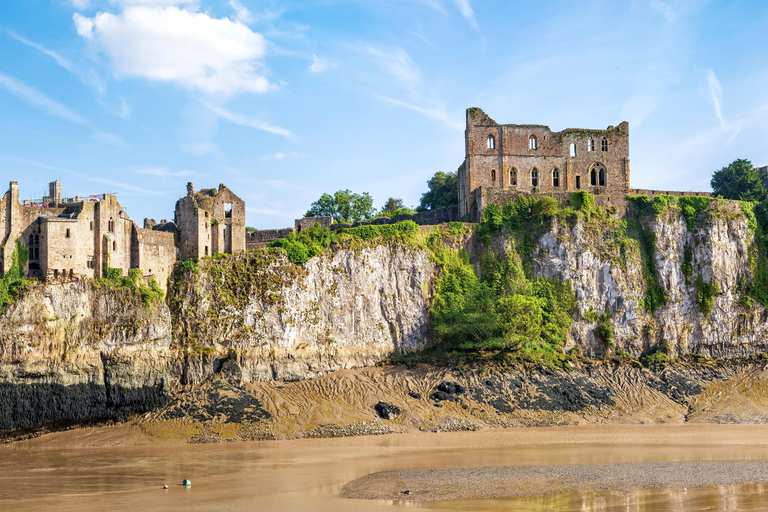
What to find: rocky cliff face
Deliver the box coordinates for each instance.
[2,200,768,434]
[0,244,435,433]
[533,201,768,357]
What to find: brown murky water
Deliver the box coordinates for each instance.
[3,423,768,511]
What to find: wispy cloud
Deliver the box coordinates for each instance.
[452,0,479,31]
[707,69,725,128]
[374,95,463,131]
[203,102,292,138]
[309,54,335,73]
[6,30,74,72]
[229,0,254,24]
[135,167,193,177]
[90,131,129,148]
[12,157,166,196]
[0,71,87,123]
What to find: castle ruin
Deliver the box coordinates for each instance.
[459,107,630,218]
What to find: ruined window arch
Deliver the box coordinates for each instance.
[108,217,114,233]
[552,168,560,187]
[529,135,537,150]
[491,169,496,182]
[486,135,495,150]
[590,163,607,187]
[531,168,539,187]
[510,168,517,186]
[601,138,608,151]
[570,143,576,157]
[588,137,595,152]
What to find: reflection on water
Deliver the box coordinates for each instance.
[3,424,768,511]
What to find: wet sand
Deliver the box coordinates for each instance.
[341,460,768,501]
[5,423,768,510]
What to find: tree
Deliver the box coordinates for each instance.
[417,171,458,211]
[305,189,375,223]
[379,197,416,218]
[711,159,766,202]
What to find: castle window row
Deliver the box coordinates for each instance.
[485,134,607,154]
[491,165,607,188]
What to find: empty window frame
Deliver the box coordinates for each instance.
[570,143,576,157]
[575,175,581,189]
[28,232,39,261]
[205,245,209,256]
[529,135,537,150]
[87,257,94,269]
[588,137,595,152]
[486,135,495,149]
[531,168,539,187]
[112,241,116,251]
[591,168,597,186]
[108,218,114,232]
[65,228,70,238]
[552,169,560,187]
[599,168,606,186]
[491,169,496,182]
[510,168,517,186]
[225,202,233,218]
[601,138,608,151]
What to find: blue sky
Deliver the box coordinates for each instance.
[0,0,766,228]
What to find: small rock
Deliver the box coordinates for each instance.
[374,401,401,420]
[409,392,422,399]
[402,490,411,495]
[182,479,192,487]
[433,402,443,408]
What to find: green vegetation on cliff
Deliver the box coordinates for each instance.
[268,220,419,265]
[96,266,164,306]
[0,241,31,311]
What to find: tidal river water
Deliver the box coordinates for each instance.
[3,423,768,511]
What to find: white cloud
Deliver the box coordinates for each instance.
[7,30,74,72]
[73,6,272,95]
[273,152,285,160]
[707,69,725,128]
[71,0,91,9]
[203,102,292,138]
[362,46,421,96]
[0,71,87,123]
[229,0,254,24]
[452,0,479,31]
[90,131,129,148]
[135,167,192,177]
[109,0,196,6]
[118,96,132,118]
[309,54,334,73]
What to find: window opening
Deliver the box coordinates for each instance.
[69,269,74,279]
[90,221,93,231]
[510,168,517,186]
[54,269,58,279]
[113,241,116,251]
[531,168,539,187]
[552,169,560,187]
[599,169,606,186]
[491,169,496,182]
[65,228,70,238]
[576,175,581,189]
[87,257,93,269]
[601,138,608,151]
[225,203,233,218]
[591,169,597,186]
[588,137,595,152]
[529,135,537,150]
[570,143,576,157]
[486,135,495,150]
[205,246,209,256]
[108,218,114,233]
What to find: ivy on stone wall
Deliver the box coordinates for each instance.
[0,241,31,312]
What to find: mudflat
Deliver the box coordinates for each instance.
[341,460,768,501]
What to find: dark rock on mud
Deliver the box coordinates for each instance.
[374,401,401,420]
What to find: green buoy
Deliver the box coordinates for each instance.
[182,479,191,487]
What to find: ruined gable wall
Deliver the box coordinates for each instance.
[133,226,176,290]
[175,195,202,260]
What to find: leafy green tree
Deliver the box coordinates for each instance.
[711,159,766,202]
[305,189,375,223]
[417,171,458,211]
[379,197,416,218]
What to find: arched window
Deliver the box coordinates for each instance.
[487,135,495,149]
[588,137,595,152]
[529,135,537,150]
[601,138,608,151]
[108,217,114,233]
[590,163,607,187]
[531,168,539,187]
[491,169,496,182]
[552,169,560,187]
[510,168,517,187]
[570,143,576,157]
